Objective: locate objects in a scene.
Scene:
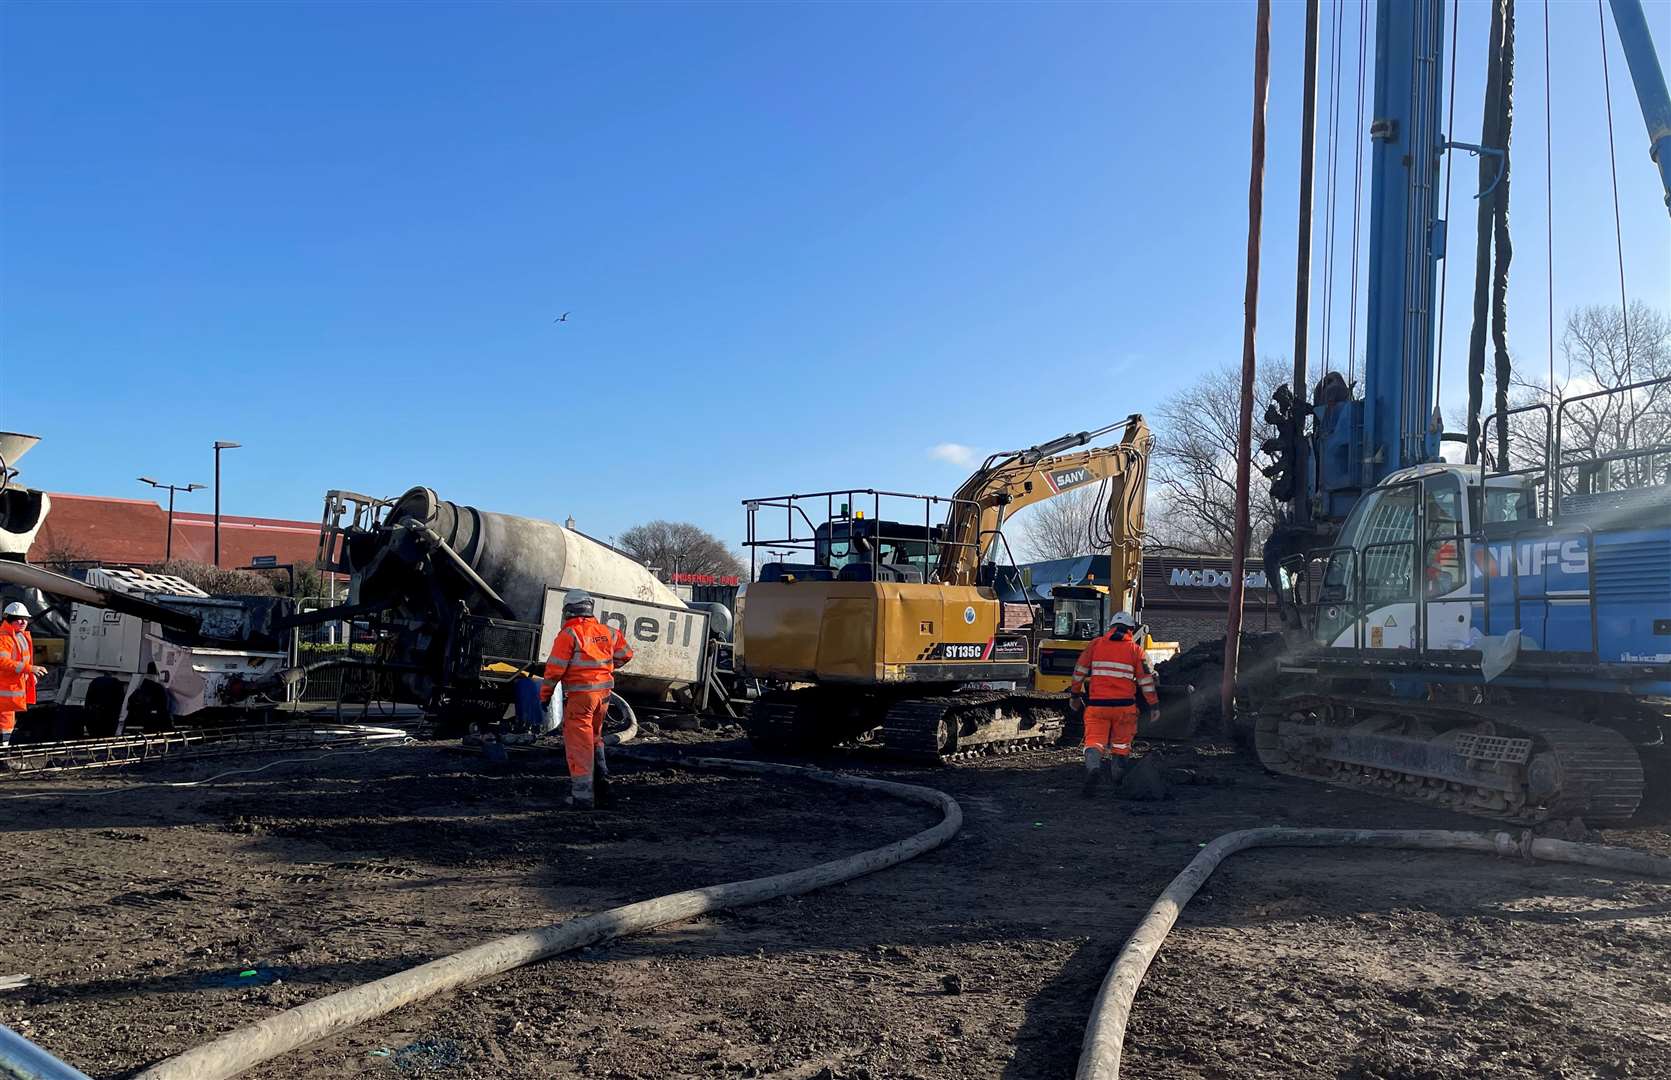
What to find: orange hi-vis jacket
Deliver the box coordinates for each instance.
[1069,633,1159,709]
[543,617,634,698]
[0,630,28,713]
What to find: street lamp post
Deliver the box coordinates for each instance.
[138,477,206,562]
[213,441,241,568]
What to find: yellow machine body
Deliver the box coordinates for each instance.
[738,580,1029,685]
[1032,583,1109,694]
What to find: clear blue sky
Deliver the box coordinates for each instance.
[3,1,1667,552]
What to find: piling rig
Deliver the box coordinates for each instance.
[1245,0,1671,823]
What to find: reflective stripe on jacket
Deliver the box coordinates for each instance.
[1069,633,1158,708]
[16,629,35,704]
[0,630,26,709]
[543,617,634,694]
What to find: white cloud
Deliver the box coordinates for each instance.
[929,442,975,466]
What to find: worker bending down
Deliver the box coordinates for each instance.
[541,589,633,809]
[1068,611,1158,797]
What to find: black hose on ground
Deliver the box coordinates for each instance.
[130,752,961,1080]
[1075,826,1671,1080]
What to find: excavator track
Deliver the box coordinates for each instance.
[1255,691,1646,824]
[745,688,1067,764]
[742,690,833,752]
[881,691,1066,765]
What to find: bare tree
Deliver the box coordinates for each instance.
[1503,302,1671,495]
[1150,358,1290,555]
[157,560,277,596]
[33,534,95,573]
[1014,486,1105,562]
[618,520,745,581]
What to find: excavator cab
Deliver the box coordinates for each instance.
[753,515,946,584]
[813,517,944,582]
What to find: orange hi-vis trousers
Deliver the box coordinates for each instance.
[562,689,611,800]
[1083,705,1137,758]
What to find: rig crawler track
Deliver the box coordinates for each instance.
[1255,692,1647,824]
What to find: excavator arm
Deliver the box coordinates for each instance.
[934,415,1152,607]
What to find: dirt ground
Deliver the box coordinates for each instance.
[2,728,1668,1080]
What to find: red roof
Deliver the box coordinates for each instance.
[27,492,322,569]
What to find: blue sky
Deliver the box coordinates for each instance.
[2,1,1667,552]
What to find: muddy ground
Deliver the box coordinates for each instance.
[2,729,1668,1080]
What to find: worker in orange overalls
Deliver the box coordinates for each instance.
[541,589,633,809]
[1425,537,1463,596]
[1,602,44,747]
[1068,610,1159,797]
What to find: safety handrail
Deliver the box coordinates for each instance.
[1553,373,1671,516]
[743,487,986,581]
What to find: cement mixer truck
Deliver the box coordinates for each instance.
[309,487,732,729]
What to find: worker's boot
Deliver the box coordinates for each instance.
[592,745,612,806]
[1080,748,1103,798]
[1102,757,1123,797]
[565,774,595,811]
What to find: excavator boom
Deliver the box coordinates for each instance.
[935,415,1152,603]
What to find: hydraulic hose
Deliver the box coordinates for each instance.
[1075,826,1671,1080]
[132,753,962,1080]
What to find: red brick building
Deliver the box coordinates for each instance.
[27,493,323,569]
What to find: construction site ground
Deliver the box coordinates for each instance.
[2,728,1668,1080]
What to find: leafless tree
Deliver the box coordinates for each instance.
[1502,302,1670,496]
[33,535,95,573]
[1149,358,1290,555]
[1014,486,1105,562]
[618,520,745,581]
[157,560,277,596]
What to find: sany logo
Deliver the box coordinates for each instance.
[1471,538,1588,579]
[1049,466,1091,491]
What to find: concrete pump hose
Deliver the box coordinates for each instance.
[1075,826,1671,1080]
[603,691,638,746]
[131,754,961,1080]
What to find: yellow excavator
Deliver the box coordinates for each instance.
[735,415,1150,761]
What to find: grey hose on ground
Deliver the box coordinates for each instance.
[1075,826,1671,1080]
[604,691,638,746]
[131,752,961,1080]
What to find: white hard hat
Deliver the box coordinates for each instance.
[3,602,29,619]
[1110,610,1137,630]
